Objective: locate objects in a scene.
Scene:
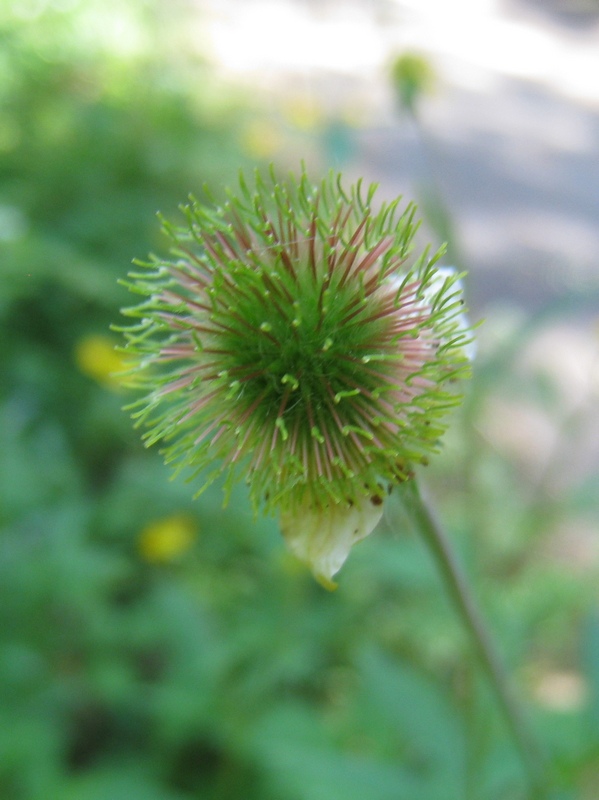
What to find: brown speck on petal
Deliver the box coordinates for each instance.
[280,495,384,589]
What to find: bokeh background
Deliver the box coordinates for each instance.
[2,0,599,798]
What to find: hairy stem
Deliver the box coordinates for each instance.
[399,479,548,797]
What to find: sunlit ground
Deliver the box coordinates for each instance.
[200,0,599,104]
[195,0,599,312]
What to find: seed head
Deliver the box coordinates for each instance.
[119,168,472,587]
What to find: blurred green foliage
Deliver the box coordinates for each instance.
[1,2,599,799]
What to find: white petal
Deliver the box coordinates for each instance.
[280,495,384,589]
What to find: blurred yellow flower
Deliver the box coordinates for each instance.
[282,96,323,130]
[138,514,197,563]
[239,119,282,159]
[75,334,126,389]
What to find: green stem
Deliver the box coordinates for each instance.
[400,479,548,797]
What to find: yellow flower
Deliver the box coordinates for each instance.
[282,96,323,130]
[137,514,197,563]
[239,119,283,159]
[75,334,126,389]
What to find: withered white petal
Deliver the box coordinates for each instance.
[280,495,384,589]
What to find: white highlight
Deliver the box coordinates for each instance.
[199,0,599,108]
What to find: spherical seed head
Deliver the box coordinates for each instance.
[119,168,472,584]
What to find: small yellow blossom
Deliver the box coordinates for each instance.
[240,119,283,159]
[75,334,126,389]
[282,96,323,130]
[138,514,197,563]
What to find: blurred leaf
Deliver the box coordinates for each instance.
[250,702,426,800]
[60,765,189,800]
[582,613,599,738]
[355,646,465,798]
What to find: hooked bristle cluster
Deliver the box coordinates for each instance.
[119,168,471,515]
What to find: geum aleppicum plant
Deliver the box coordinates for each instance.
[118,168,471,589]
[117,168,550,794]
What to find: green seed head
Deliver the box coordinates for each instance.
[119,168,472,586]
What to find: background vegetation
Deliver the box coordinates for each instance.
[1,1,598,798]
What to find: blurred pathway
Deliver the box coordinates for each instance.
[201,0,599,313]
[350,0,599,313]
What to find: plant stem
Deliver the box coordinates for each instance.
[399,479,548,797]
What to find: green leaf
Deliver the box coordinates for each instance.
[250,702,426,800]
[582,612,599,738]
[355,646,465,799]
